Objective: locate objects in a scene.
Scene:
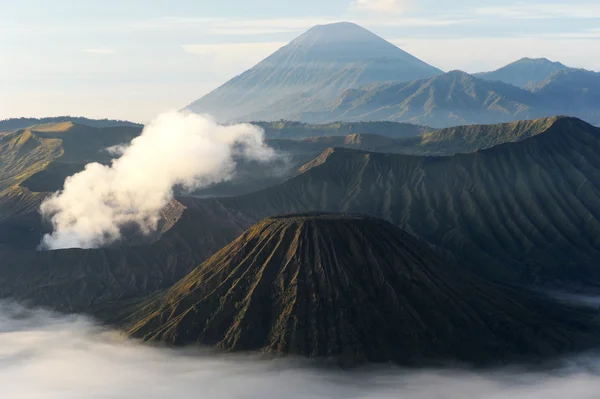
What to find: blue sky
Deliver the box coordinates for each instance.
[1,0,600,122]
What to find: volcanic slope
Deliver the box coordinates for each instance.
[186,22,441,122]
[178,116,600,287]
[0,199,253,312]
[126,213,596,365]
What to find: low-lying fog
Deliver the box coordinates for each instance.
[1,302,600,398]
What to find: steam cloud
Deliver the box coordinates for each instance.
[40,112,276,249]
[2,301,600,398]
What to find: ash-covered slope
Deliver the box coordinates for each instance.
[0,199,253,312]
[180,116,600,287]
[186,22,441,122]
[126,213,594,364]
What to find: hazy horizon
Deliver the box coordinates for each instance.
[2,301,600,399]
[1,0,600,122]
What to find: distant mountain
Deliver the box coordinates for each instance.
[125,213,595,365]
[530,69,600,124]
[170,117,600,287]
[304,70,542,127]
[475,58,570,88]
[307,69,600,127]
[393,116,564,155]
[0,116,142,132]
[254,120,433,140]
[186,22,442,122]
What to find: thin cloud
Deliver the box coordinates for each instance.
[358,17,474,27]
[390,36,600,72]
[181,42,286,57]
[530,29,600,39]
[82,48,116,55]
[132,17,338,35]
[474,3,600,19]
[350,0,412,14]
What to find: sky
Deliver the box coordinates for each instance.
[1,0,600,122]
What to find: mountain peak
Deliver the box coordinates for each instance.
[304,21,366,33]
[513,57,568,69]
[295,21,384,44]
[278,21,430,64]
[186,22,442,121]
[443,70,473,79]
[475,57,570,88]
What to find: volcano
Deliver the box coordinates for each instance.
[126,213,594,365]
[185,22,442,122]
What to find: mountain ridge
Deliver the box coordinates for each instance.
[172,116,600,287]
[303,70,541,127]
[475,57,570,88]
[0,117,142,132]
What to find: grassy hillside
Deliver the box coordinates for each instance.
[0,116,141,132]
[0,122,142,249]
[254,120,433,139]
[397,116,562,155]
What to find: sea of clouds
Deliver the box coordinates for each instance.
[1,301,600,399]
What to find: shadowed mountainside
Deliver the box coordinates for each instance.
[2,116,600,314]
[197,117,566,196]
[398,116,564,155]
[531,69,600,125]
[0,199,253,312]
[179,117,600,287]
[125,213,597,365]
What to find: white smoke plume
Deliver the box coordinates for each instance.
[40,112,276,250]
[2,301,600,398]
